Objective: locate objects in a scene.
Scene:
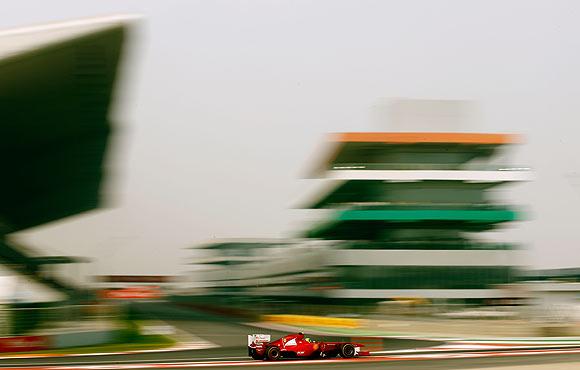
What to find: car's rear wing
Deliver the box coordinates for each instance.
[248,334,271,347]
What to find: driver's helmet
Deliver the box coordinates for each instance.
[305,337,311,343]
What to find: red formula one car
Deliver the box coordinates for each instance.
[248,333,369,361]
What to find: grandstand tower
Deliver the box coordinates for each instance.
[302,132,530,302]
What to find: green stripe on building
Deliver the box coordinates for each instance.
[337,209,519,222]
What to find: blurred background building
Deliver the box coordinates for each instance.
[301,132,529,303]
[187,239,323,296]
[188,128,531,306]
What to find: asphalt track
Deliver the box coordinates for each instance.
[1,303,579,369]
[2,349,580,370]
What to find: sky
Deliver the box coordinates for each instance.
[2,0,580,278]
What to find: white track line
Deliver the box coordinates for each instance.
[373,342,580,354]
[7,348,580,370]
[0,342,216,361]
[0,357,248,367]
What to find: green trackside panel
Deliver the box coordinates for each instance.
[0,26,125,232]
[337,209,519,222]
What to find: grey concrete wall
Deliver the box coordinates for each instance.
[52,329,120,349]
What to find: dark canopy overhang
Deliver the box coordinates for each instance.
[0,17,130,232]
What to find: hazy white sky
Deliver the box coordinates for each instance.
[4,0,580,276]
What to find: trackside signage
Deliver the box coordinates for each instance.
[0,335,49,352]
[99,286,163,299]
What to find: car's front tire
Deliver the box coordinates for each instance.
[340,344,356,358]
[266,346,281,361]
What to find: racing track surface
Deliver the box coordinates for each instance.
[2,350,580,370]
[0,302,439,367]
[1,303,579,369]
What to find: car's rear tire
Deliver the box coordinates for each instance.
[340,344,356,358]
[266,346,281,361]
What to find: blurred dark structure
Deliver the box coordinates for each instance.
[0,16,131,303]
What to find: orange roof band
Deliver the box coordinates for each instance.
[333,132,521,145]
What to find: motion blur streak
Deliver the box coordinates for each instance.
[0,4,578,369]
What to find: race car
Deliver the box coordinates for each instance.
[247,332,369,361]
